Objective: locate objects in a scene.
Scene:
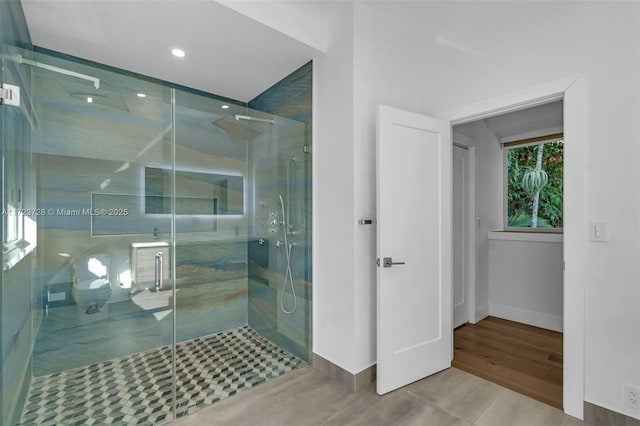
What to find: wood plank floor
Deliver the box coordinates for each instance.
[452,316,564,410]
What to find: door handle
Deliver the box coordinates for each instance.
[383,257,405,268]
[155,251,164,291]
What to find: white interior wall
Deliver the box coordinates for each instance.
[351,1,640,418]
[454,120,502,320]
[489,236,564,332]
[231,1,640,418]
[456,112,564,332]
[217,1,334,52]
[311,2,359,373]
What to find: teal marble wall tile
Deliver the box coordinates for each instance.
[176,292,248,342]
[248,62,312,124]
[248,279,309,361]
[2,256,35,424]
[33,299,174,376]
[248,62,313,361]
[33,276,249,376]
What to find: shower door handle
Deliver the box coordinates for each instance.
[155,251,164,291]
[382,257,406,268]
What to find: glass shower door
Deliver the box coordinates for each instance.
[167,89,309,418]
[1,1,36,424]
[16,51,177,425]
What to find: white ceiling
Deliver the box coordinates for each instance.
[453,101,563,143]
[484,101,563,141]
[21,0,319,102]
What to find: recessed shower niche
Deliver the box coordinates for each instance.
[0,38,312,425]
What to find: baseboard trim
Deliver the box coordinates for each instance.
[475,303,490,322]
[584,401,640,426]
[490,302,563,332]
[312,353,376,392]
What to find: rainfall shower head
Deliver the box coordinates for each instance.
[58,79,129,112]
[211,115,260,139]
[235,115,274,125]
[211,114,274,139]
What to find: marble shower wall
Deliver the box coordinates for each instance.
[29,50,252,373]
[248,62,312,361]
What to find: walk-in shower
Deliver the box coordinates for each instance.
[0,32,312,425]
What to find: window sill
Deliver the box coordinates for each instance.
[488,231,563,243]
[3,239,37,271]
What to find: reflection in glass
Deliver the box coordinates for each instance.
[144,167,244,215]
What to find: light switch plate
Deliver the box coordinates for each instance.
[591,222,608,242]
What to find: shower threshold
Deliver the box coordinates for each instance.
[19,326,305,425]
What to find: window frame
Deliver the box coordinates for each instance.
[503,133,564,233]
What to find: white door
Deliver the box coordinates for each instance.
[452,145,470,328]
[376,105,452,395]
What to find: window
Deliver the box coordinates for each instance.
[505,133,563,231]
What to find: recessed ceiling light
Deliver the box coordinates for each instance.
[137,93,147,98]
[221,105,230,109]
[87,96,93,103]
[171,48,186,58]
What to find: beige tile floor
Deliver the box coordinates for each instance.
[170,366,590,426]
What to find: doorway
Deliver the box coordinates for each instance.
[375,74,587,419]
[451,101,565,409]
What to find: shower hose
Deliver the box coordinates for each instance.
[279,194,297,314]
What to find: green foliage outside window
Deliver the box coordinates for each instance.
[507,140,563,228]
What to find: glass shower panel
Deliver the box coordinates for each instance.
[248,106,311,362]
[171,91,251,418]
[1,1,35,424]
[170,90,308,418]
[20,50,176,424]
[173,93,249,344]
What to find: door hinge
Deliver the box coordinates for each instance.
[0,84,20,107]
[303,145,312,154]
[376,258,380,267]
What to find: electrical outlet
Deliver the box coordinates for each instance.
[625,385,640,409]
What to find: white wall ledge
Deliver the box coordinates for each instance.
[488,231,563,243]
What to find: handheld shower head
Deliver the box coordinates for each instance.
[278,194,286,227]
[278,193,296,314]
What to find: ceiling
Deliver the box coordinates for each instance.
[453,101,563,144]
[21,0,319,102]
[484,101,563,141]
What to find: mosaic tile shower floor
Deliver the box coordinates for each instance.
[19,326,305,426]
